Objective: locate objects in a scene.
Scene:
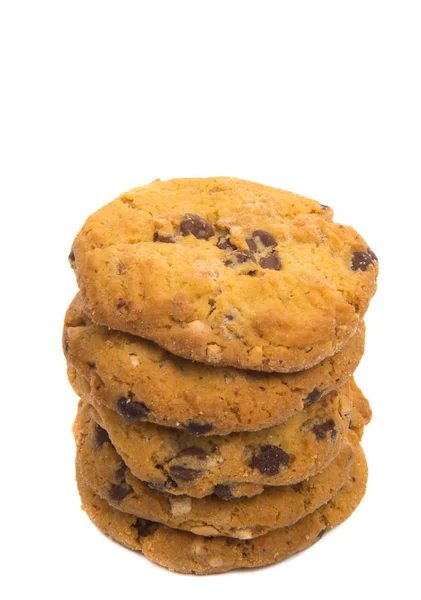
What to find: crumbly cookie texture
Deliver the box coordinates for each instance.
[64,294,365,435]
[72,373,368,498]
[70,177,378,372]
[76,436,367,574]
[74,402,358,539]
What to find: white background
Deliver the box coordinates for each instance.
[1,1,420,598]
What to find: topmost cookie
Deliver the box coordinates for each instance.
[70,177,378,372]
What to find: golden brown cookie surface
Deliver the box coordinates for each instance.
[76,438,367,574]
[64,294,366,435]
[72,378,367,498]
[74,402,358,539]
[70,178,378,372]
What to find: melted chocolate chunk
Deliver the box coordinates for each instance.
[94,424,110,448]
[145,481,165,492]
[117,396,149,421]
[214,484,234,501]
[87,361,96,369]
[180,214,214,240]
[184,422,213,435]
[177,447,208,459]
[259,252,281,270]
[305,389,323,407]
[116,299,126,309]
[246,238,257,252]
[225,250,257,268]
[311,419,337,441]
[251,445,290,476]
[317,527,328,539]
[351,251,373,271]
[153,232,176,243]
[68,250,75,262]
[166,478,178,489]
[252,229,277,247]
[133,518,157,538]
[217,237,236,251]
[168,466,202,481]
[108,484,133,502]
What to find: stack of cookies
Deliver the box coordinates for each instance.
[64,177,378,575]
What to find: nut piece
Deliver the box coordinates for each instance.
[190,525,221,536]
[187,320,207,335]
[208,557,224,568]
[129,353,140,367]
[206,343,223,361]
[169,496,192,517]
[235,529,254,539]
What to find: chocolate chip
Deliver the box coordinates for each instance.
[259,252,281,270]
[87,361,96,369]
[177,447,208,459]
[214,484,234,501]
[117,396,149,421]
[184,422,213,435]
[180,214,214,240]
[133,518,157,538]
[252,230,277,247]
[116,299,126,309]
[168,466,201,481]
[145,481,165,492]
[317,527,328,539]
[208,298,216,315]
[246,238,257,252]
[108,484,133,502]
[320,204,330,210]
[225,314,234,321]
[305,389,323,407]
[251,445,290,476]
[153,232,176,243]
[64,341,69,353]
[311,419,337,441]
[225,250,257,268]
[115,463,128,482]
[68,250,75,262]
[94,424,110,448]
[367,247,378,262]
[217,237,236,251]
[351,251,373,271]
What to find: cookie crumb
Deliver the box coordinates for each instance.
[129,353,140,367]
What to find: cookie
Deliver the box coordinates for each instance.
[74,402,356,539]
[64,294,365,435]
[76,437,367,574]
[73,373,363,498]
[348,378,372,437]
[69,177,378,372]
